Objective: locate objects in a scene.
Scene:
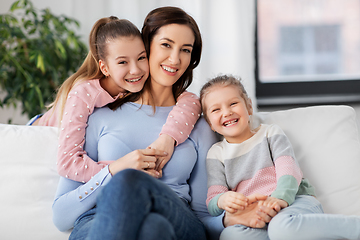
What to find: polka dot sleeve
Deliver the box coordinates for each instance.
[56,94,112,182]
[160,91,201,146]
[55,80,117,183]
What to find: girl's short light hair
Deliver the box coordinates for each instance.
[199,74,250,122]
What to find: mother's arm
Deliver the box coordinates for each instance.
[52,167,113,232]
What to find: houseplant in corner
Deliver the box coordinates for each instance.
[0,0,87,122]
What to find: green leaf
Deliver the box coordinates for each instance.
[36,54,45,73]
[55,39,66,59]
[4,14,18,25]
[28,28,36,35]
[10,1,21,12]
[23,20,33,29]
[34,85,44,109]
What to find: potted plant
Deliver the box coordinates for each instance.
[0,0,88,122]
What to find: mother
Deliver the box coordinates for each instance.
[52,6,223,240]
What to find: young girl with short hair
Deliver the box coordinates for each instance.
[200,74,360,240]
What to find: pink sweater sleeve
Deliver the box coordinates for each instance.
[160,91,201,145]
[56,80,116,182]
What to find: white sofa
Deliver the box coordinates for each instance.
[1,105,360,240]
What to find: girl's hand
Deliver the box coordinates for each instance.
[147,134,175,172]
[246,193,268,205]
[223,194,280,228]
[108,148,168,178]
[218,191,249,213]
[223,200,275,228]
[260,196,288,212]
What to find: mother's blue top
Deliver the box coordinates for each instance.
[52,102,224,239]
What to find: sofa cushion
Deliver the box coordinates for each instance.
[252,105,360,215]
[0,124,69,240]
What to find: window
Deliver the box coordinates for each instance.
[280,25,340,76]
[256,0,360,106]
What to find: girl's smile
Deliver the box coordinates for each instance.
[223,118,239,127]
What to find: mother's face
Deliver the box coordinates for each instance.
[148,24,195,88]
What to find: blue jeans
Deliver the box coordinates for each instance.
[69,169,207,240]
[220,195,360,240]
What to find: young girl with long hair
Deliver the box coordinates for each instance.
[31,16,201,182]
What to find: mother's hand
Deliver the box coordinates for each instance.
[223,194,278,229]
[108,148,168,178]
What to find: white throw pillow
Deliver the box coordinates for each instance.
[252,105,360,215]
[0,124,69,240]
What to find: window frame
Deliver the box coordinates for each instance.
[255,0,360,106]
